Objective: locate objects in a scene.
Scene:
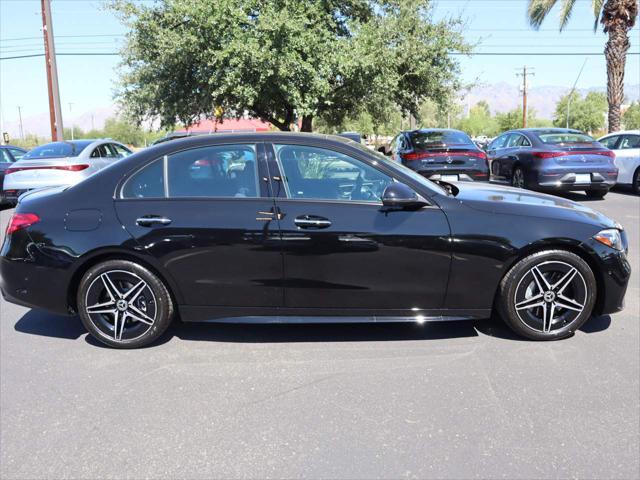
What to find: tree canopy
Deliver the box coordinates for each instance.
[111,0,470,132]
[553,91,608,133]
[622,101,640,129]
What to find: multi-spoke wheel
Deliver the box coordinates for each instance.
[77,260,174,348]
[511,167,526,189]
[497,250,597,340]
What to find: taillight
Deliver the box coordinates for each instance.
[532,150,615,159]
[5,164,89,175]
[6,213,40,235]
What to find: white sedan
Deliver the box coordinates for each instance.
[599,130,640,194]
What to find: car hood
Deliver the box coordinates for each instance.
[452,182,618,229]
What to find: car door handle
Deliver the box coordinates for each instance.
[294,215,332,229]
[136,216,172,227]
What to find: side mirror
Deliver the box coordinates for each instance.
[381,182,428,209]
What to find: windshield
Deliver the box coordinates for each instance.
[536,132,596,145]
[350,143,450,196]
[410,130,474,150]
[22,141,92,159]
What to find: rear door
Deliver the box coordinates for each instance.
[114,142,283,308]
[616,134,640,184]
[487,133,510,179]
[267,142,451,313]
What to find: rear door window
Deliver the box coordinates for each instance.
[489,134,508,150]
[167,144,259,198]
[619,135,640,149]
[122,158,165,199]
[599,135,620,149]
[8,148,25,161]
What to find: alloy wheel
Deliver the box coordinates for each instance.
[84,270,158,342]
[513,260,587,333]
[512,168,525,188]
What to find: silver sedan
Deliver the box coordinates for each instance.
[2,139,132,204]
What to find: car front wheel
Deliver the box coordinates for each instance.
[77,259,174,348]
[497,250,597,340]
[585,189,607,199]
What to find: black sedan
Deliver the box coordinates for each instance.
[0,145,27,205]
[487,128,618,198]
[0,133,631,348]
[385,128,489,182]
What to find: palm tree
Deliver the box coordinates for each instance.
[528,0,638,132]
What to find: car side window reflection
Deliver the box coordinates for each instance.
[122,158,165,198]
[599,136,619,149]
[619,135,640,149]
[274,144,393,202]
[167,144,259,198]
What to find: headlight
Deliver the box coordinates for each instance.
[594,229,624,251]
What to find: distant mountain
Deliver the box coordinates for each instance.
[461,82,640,119]
[2,105,118,141]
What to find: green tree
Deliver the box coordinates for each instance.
[527,0,639,133]
[554,91,607,133]
[495,107,549,131]
[111,0,470,132]
[623,101,640,129]
[455,101,499,136]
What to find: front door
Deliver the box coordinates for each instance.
[267,143,451,313]
[114,142,283,308]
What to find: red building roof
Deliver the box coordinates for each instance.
[177,118,271,133]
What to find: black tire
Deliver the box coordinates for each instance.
[497,250,597,341]
[633,167,640,195]
[585,189,607,199]
[77,259,174,348]
[511,166,526,188]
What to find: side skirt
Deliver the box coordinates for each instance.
[178,306,491,324]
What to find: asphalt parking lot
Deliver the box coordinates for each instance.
[0,189,638,480]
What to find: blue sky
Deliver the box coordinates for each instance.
[1,0,639,125]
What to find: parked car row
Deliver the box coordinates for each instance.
[1,129,637,206]
[378,127,639,198]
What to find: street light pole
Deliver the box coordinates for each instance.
[68,102,74,140]
[17,106,24,141]
[41,0,64,141]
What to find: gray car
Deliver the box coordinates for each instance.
[487,128,618,199]
[2,139,132,205]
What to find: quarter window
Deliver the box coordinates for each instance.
[122,158,165,198]
[8,148,25,161]
[274,144,393,202]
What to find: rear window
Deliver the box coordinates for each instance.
[536,133,596,145]
[409,131,474,150]
[22,141,92,159]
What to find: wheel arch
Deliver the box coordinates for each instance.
[495,240,606,316]
[66,248,184,314]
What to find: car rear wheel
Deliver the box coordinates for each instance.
[585,189,607,199]
[511,167,525,188]
[497,250,596,341]
[77,259,174,348]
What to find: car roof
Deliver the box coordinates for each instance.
[404,128,466,134]
[599,130,640,137]
[511,128,584,134]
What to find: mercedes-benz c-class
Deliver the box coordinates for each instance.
[0,133,631,348]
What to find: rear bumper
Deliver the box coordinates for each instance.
[534,170,617,191]
[402,160,489,182]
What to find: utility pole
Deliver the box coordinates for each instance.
[516,66,535,128]
[17,106,25,141]
[41,0,64,141]
[68,102,74,140]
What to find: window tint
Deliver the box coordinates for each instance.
[122,158,165,199]
[489,134,508,150]
[0,149,12,163]
[8,148,25,161]
[167,144,259,198]
[274,145,393,202]
[537,132,596,145]
[23,141,91,159]
[112,144,131,158]
[599,135,620,149]
[505,134,521,148]
[409,130,473,150]
[91,145,111,158]
[619,135,640,149]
